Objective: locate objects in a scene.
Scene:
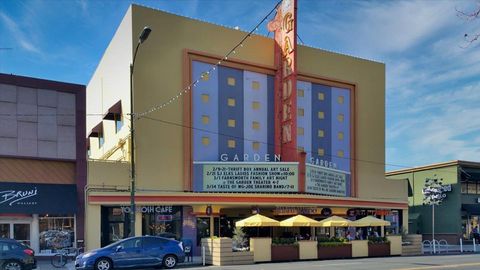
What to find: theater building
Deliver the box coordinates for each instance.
[0,74,86,254]
[85,4,408,252]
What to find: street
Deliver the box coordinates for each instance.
[36,254,480,270]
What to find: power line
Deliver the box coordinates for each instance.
[135,0,282,119]
[139,115,462,176]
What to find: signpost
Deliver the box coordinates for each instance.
[422,175,451,254]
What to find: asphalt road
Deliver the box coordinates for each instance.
[36,254,480,270]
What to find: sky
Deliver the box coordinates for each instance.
[0,0,479,172]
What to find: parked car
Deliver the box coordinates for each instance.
[0,238,36,270]
[75,236,184,270]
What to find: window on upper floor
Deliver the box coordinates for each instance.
[115,114,123,133]
[98,128,105,148]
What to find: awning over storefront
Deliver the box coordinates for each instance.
[103,100,122,121]
[0,182,77,214]
[462,204,480,215]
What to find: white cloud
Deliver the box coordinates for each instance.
[0,11,42,55]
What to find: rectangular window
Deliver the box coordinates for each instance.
[468,181,477,194]
[201,94,209,103]
[318,129,324,138]
[202,115,210,125]
[252,121,260,130]
[39,215,75,253]
[461,181,468,194]
[115,114,123,133]
[338,95,344,104]
[202,137,210,145]
[318,111,325,119]
[337,150,344,157]
[338,131,344,140]
[318,92,325,101]
[252,141,260,150]
[337,113,344,122]
[298,89,304,97]
[228,98,236,107]
[227,77,236,86]
[228,139,236,148]
[228,119,236,127]
[252,81,260,90]
[98,129,104,148]
[298,127,304,135]
[318,148,325,156]
[252,101,260,110]
[298,108,304,116]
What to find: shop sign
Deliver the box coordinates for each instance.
[0,182,77,214]
[195,162,298,192]
[156,215,173,222]
[305,164,348,196]
[346,209,393,217]
[268,0,298,161]
[273,206,322,216]
[121,206,175,214]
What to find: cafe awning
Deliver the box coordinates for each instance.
[351,216,391,227]
[235,214,280,227]
[280,215,321,227]
[318,216,352,227]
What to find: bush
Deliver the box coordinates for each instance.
[272,237,298,246]
[368,236,390,244]
[317,241,350,247]
[317,237,348,243]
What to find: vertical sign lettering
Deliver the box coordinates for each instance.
[268,0,297,161]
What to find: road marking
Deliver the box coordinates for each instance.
[396,262,480,270]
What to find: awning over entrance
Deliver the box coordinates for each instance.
[0,182,77,214]
[462,204,480,215]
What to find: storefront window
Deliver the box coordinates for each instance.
[39,215,75,253]
[461,181,468,194]
[142,206,182,240]
[0,224,9,238]
[385,211,400,235]
[468,181,477,194]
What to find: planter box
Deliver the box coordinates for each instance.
[368,243,390,257]
[250,238,271,262]
[271,245,299,261]
[317,244,352,259]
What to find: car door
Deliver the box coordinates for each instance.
[142,237,168,266]
[111,238,145,268]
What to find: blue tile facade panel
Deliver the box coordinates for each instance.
[267,75,275,157]
[311,83,332,163]
[218,66,244,161]
[331,87,351,172]
[192,61,219,161]
[296,80,312,162]
[243,71,268,160]
[193,164,204,192]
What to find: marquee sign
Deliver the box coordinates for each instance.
[305,164,349,196]
[193,162,298,192]
[268,0,298,161]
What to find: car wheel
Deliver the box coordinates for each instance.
[2,260,22,270]
[163,254,177,269]
[94,258,112,270]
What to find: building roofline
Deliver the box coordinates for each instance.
[0,73,85,93]
[130,3,384,65]
[386,160,480,176]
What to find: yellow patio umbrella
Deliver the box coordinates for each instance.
[351,216,391,227]
[280,215,322,227]
[317,216,352,227]
[235,214,280,227]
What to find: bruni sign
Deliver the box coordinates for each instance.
[0,188,38,206]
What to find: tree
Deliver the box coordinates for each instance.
[457,2,480,45]
[232,227,248,251]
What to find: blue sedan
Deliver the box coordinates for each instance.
[75,236,185,270]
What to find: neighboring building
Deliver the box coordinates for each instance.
[387,160,480,244]
[0,73,86,254]
[85,4,408,251]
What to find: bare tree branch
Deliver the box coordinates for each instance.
[457,2,480,46]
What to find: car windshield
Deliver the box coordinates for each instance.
[104,239,127,249]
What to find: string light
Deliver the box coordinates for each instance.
[136,0,282,119]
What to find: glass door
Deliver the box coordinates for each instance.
[14,224,30,246]
[0,224,10,238]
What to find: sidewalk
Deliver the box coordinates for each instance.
[36,256,203,270]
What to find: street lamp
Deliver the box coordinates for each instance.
[130,26,151,237]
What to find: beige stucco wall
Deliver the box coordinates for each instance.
[87,7,132,160]
[87,160,130,188]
